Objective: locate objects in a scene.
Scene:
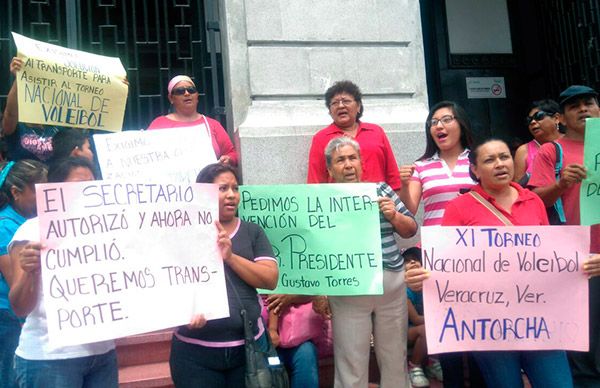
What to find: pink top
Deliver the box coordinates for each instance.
[525,140,540,175]
[147,115,238,166]
[411,149,476,226]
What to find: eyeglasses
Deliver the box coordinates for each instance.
[329,98,355,108]
[429,115,455,127]
[525,110,550,125]
[171,86,198,96]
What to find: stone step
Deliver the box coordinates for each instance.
[116,330,173,368]
[118,361,173,388]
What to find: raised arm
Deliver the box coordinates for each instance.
[9,241,42,317]
[2,57,23,136]
[398,164,422,215]
[217,221,278,290]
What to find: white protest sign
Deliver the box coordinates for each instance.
[12,32,128,131]
[36,181,228,346]
[93,127,217,184]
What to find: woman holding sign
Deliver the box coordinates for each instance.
[0,159,47,388]
[147,75,238,166]
[407,139,573,388]
[8,157,118,388]
[169,163,278,388]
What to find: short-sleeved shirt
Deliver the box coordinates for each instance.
[4,123,61,162]
[0,204,26,311]
[10,218,115,360]
[176,219,276,347]
[442,183,549,227]
[411,149,475,226]
[377,182,416,270]
[307,122,402,191]
[528,137,600,253]
[147,115,238,166]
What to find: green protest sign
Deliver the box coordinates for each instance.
[581,118,600,225]
[238,183,384,295]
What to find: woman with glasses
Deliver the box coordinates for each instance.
[148,75,238,166]
[399,101,476,226]
[307,80,401,192]
[400,101,483,387]
[513,99,562,184]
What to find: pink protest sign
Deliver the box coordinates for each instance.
[421,226,590,354]
[35,181,229,347]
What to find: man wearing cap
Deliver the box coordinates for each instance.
[529,85,600,386]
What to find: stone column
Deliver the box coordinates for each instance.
[220,0,429,184]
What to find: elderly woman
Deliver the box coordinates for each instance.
[169,163,278,388]
[307,80,401,192]
[513,99,563,183]
[148,75,238,166]
[313,137,417,388]
[8,157,117,388]
[0,160,47,388]
[407,139,573,388]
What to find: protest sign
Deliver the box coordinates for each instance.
[93,127,217,183]
[238,183,383,296]
[12,32,128,132]
[36,181,228,346]
[421,226,590,354]
[581,118,600,225]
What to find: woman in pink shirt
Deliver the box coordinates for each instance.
[399,101,476,226]
[147,75,238,166]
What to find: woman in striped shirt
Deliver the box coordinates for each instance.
[399,101,476,226]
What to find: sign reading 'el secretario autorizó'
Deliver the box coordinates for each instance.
[421,225,589,354]
[12,32,128,132]
[35,181,228,347]
[237,183,383,296]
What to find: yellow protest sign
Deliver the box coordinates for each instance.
[12,32,128,132]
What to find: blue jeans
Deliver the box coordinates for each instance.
[14,349,117,388]
[170,333,269,388]
[473,350,573,388]
[0,310,21,388]
[277,341,319,388]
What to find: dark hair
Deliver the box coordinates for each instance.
[0,160,48,209]
[528,99,566,133]
[47,157,95,183]
[467,138,508,182]
[419,101,474,160]
[49,129,89,164]
[324,80,364,120]
[196,163,239,184]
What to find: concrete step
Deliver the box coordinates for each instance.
[116,330,173,367]
[118,361,173,388]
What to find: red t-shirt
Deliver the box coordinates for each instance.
[528,137,599,253]
[442,183,549,226]
[306,121,401,190]
[147,115,238,166]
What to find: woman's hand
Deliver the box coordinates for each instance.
[399,164,416,185]
[377,196,398,222]
[9,57,23,76]
[187,314,207,329]
[583,254,600,278]
[266,294,294,316]
[215,221,232,263]
[19,242,42,274]
[405,260,429,291]
[218,155,231,165]
[312,296,332,320]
